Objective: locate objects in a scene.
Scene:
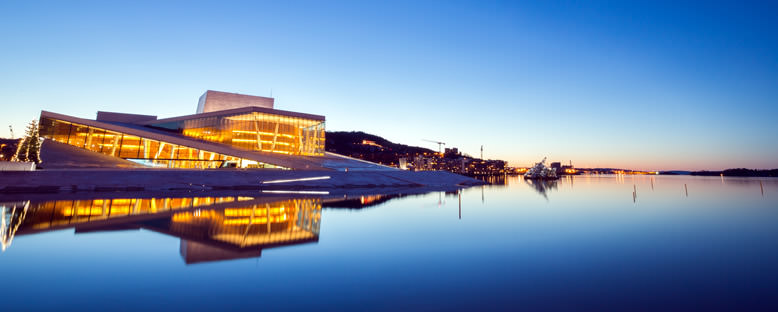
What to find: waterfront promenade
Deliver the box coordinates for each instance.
[0,168,484,195]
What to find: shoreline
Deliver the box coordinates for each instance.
[0,169,485,196]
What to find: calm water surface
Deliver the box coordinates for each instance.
[1,175,777,311]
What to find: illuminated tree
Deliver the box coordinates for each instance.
[13,120,42,164]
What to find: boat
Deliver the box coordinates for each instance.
[523,157,559,180]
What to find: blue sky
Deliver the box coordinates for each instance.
[1,0,776,170]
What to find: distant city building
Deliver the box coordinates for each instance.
[399,157,408,170]
[361,140,383,148]
[402,152,506,175]
[413,155,436,171]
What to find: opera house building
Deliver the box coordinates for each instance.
[38,90,337,170]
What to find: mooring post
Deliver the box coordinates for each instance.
[458,189,462,220]
[760,181,764,197]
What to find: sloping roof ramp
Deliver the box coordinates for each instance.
[96,111,158,124]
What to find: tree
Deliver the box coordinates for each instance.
[13,120,42,164]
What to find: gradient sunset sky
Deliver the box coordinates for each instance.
[1,0,776,170]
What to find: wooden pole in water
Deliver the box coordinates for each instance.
[760,181,764,197]
[458,190,462,220]
[684,184,688,197]
[650,177,654,190]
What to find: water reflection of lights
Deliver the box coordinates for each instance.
[262,190,330,195]
[0,196,321,264]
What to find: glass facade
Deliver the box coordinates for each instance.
[151,111,325,156]
[39,117,288,169]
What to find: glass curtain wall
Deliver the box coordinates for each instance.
[39,117,288,169]
[160,112,325,156]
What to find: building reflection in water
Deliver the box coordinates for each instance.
[323,194,401,209]
[322,192,437,210]
[1,196,321,264]
[524,178,558,200]
[474,174,509,186]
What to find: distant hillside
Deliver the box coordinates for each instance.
[325,131,434,166]
[691,168,778,177]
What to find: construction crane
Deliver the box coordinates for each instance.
[422,139,446,154]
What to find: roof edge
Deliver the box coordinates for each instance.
[142,106,325,126]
